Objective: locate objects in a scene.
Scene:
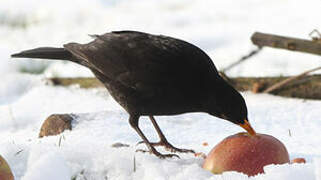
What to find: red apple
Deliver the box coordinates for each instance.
[203,133,290,176]
[0,155,14,180]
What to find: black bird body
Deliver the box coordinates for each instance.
[12,31,255,158]
[66,31,219,116]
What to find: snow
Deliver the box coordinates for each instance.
[0,0,321,179]
[1,82,321,179]
[22,149,71,180]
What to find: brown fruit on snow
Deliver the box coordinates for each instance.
[39,114,74,138]
[0,155,14,180]
[291,158,306,164]
[202,142,209,146]
[203,133,290,176]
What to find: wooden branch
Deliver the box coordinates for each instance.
[48,77,104,88]
[263,66,321,93]
[232,75,321,100]
[47,75,321,100]
[251,32,321,56]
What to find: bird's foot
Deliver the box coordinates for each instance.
[137,140,195,154]
[136,148,180,159]
[162,143,195,153]
[137,141,164,147]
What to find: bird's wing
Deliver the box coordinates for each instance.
[64,31,218,94]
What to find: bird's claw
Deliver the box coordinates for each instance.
[136,141,164,147]
[136,149,180,159]
[166,147,195,154]
[137,141,195,154]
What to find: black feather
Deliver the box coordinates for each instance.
[11,47,72,60]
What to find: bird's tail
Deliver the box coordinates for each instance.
[11,47,73,60]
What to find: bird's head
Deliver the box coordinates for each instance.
[207,78,256,136]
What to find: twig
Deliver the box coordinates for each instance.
[58,135,65,147]
[309,29,321,42]
[133,155,136,172]
[221,47,262,73]
[287,76,314,87]
[15,149,24,156]
[263,66,321,93]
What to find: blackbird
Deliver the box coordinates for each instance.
[11,31,256,158]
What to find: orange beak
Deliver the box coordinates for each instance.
[239,119,256,136]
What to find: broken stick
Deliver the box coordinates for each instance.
[263,66,321,93]
[47,76,321,100]
[251,32,321,56]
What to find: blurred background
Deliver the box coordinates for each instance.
[1,0,320,78]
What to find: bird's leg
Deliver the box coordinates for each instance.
[144,115,195,153]
[129,115,179,159]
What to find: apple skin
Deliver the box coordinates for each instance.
[0,155,14,180]
[203,133,290,176]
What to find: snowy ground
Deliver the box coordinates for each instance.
[1,82,321,180]
[0,0,321,179]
